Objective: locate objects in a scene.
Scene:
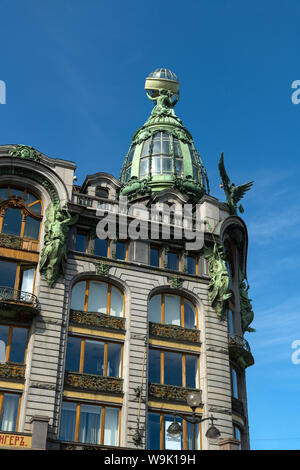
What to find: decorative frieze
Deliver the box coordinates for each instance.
[0,233,22,250]
[0,362,26,381]
[149,382,202,404]
[64,371,123,394]
[69,309,125,332]
[149,321,200,344]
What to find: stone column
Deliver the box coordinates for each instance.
[30,415,50,450]
[219,438,240,450]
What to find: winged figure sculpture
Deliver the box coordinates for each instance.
[218,153,254,215]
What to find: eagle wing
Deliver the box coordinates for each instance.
[218,152,230,189]
[232,181,254,204]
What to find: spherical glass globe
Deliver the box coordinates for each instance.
[186,392,202,409]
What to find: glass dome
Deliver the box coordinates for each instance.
[147,68,178,82]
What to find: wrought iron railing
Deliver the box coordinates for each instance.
[228,335,251,353]
[0,286,40,310]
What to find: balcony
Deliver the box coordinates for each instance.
[228,335,254,369]
[149,382,203,405]
[0,233,39,252]
[64,371,123,395]
[149,322,200,344]
[0,286,41,320]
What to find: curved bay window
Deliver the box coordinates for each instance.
[71,280,124,317]
[0,186,42,241]
[139,132,183,178]
[149,293,198,330]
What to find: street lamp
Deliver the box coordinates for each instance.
[167,392,221,450]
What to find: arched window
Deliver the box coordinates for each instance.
[95,187,108,199]
[70,280,124,317]
[149,293,198,329]
[0,186,42,240]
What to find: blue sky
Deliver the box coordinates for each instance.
[1,0,300,450]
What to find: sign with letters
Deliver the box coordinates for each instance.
[0,432,32,448]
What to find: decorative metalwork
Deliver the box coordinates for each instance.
[0,362,26,381]
[64,371,123,394]
[0,286,40,310]
[231,396,245,417]
[228,335,254,369]
[9,144,42,162]
[149,382,202,404]
[69,309,125,332]
[0,233,22,249]
[95,261,111,276]
[149,321,200,344]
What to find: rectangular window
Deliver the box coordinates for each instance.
[0,393,20,432]
[59,401,120,446]
[187,255,198,275]
[0,260,18,289]
[0,325,28,364]
[167,251,181,271]
[115,241,127,261]
[147,412,200,450]
[65,336,123,378]
[149,348,199,388]
[150,246,161,268]
[94,238,109,257]
[75,230,89,253]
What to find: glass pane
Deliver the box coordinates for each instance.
[65,336,81,372]
[232,368,238,398]
[175,159,183,174]
[2,208,22,236]
[187,421,200,450]
[161,140,170,154]
[20,267,35,293]
[161,158,172,173]
[28,201,42,215]
[149,349,161,383]
[0,187,9,200]
[150,247,160,267]
[140,158,149,178]
[0,394,19,432]
[71,281,86,311]
[60,402,77,442]
[107,343,122,377]
[87,282,107,313]
[147,413,160,450]
[83,339,105,375]
[167,251,179,271]
[75,233,87,252]
[79,404,101,445]
[149,295,161,323]
[164,415,183,450]
[9,328,27,363]
[141,139,150,157]
[173,139,181,156]
[104,407,119,446]
[151,156,161,174]
[184,300,196,329]
[23,191,37,205]
[152,139,161,155]
[0,325,9,363]
[127,145,135,163]
[10,188,24,198]
[165,295,181,326]
[164,351,182,386]
[24,216,40,239]
[228,310,235,335]
[192,165,198,180]
[94,238,108,257]
[0,260,17,288]
[187,256,196,275]
[185,354,198,388]
[116,241,126,260]
[110,287,123,317]
[96,188,108,198]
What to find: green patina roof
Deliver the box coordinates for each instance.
[119,69,209,202]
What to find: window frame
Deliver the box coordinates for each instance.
[93,237,110,258]
[167,249,181,272]
[0,258,37,293]
[149,347,200,389]
[230,366,239,399]
[71,280,125,318]
[0,186,43,241]
[0,392,22,433]
[75,229,90,254]
[186,254,199,276]
[0,324,29,364]
[147,411,201,450]
[115,241,128,262]
[60,400,121,446]
[149,293,199,330]
[149,245,161,268]
[66,334,124,378]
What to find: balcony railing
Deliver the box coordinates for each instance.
[0,233,39,252]
[0,287,41,320]
[228,335,251,352]
[228,335,254,369]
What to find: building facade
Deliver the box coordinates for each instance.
[0,69,254,450]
